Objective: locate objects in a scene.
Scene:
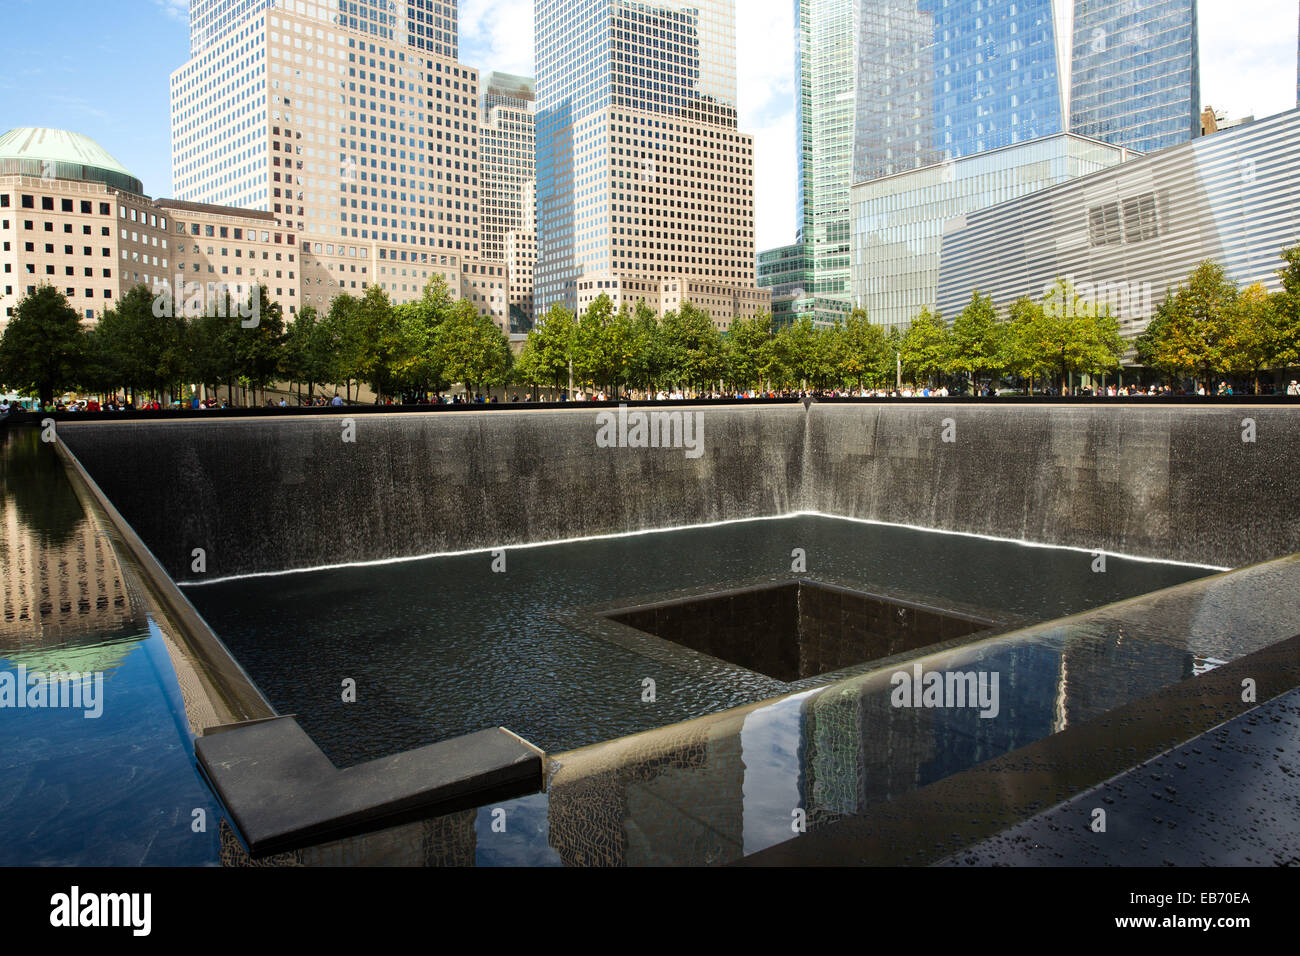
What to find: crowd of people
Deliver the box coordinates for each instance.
[6,377,1298,413]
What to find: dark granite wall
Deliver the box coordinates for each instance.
[58,403,1300,582]
[802,404,1300,569]
[58,406,808,582]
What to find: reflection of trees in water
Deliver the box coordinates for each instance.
[0,428,86,548]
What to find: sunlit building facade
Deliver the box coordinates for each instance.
[188,0,458,58]
[851,133,1131,329]
[934,108,1300,339]
[535,0,767,328]
[169,0,511,326]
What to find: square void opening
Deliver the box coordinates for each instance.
[606,581,994,683]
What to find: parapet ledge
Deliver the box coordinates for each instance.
[196,716,544,856]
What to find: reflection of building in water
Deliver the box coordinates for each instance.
[0,514,132,646]
[799,643,1070,822]
[799,632,1198,822]
[217,809,478,867]
[1052,630,1193,728]
[547,721,745,865]
[1,435,134,647]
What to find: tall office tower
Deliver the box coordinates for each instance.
[1070,0,1199,153]
[480,72,535,330]
[852,0,1197,183]
[479,73,535,264]
[795,0,860,311]
[188,0,458,59]
[479,72,537,329]
[845,0,1197,328]
[171,1,510,323]
[534,0,769,328]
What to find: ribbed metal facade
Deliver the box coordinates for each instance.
[935,108,1300,339]
[850,133,1130,329]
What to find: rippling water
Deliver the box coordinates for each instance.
[185,515,1211,765]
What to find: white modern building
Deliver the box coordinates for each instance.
[934,107,1300,339]
[851,134,1133,329]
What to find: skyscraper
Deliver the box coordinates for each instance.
[170,0,511,324]
[771,1,1199,324]
[534,0,768,327]
[838,0,1199,327]
[1070,0,1200,154]
[188,0,458,59]
[853,0,1198,181]
[480,72,537,330]
[796,0,860,308]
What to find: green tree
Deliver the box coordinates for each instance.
[93,284,188,402]
[281,305,333,403]
[839,308,891,390]
[390,276,454,401]
[725,310,774,390]
[949,291,1005,393]
[1221,282,1278,394]
[234,285,285,405]
[0,286,86,407]
[899,309,950,387]
[185,306,240,402]
[625,300,666,393]
[1136,261,1239,392]
[1039,278,1125,392]
[318,293,364,401]
[1001,296,1054,393]
[813,320,846,390]
[572,294,628,396]
[516,304,577,396]
[771,315,819,389]
[1271,246,1300,372]
[660,302,724,392]
[437,300,513,396]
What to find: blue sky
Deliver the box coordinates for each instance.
[1,0,1296,251]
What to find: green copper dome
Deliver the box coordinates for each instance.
[0,127,143,195]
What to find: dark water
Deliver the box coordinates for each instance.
[185,515,1212,766]
[0,428,223,865]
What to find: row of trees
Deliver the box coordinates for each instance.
[513,279,1127,397]
[1136,257,1300,393]
[0,277,512,407]
[3,253,1300,407]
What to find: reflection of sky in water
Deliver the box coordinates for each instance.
[741,688,822,856]
[474,793,562,867]
[0,430,223,865]
[0,619,223,865]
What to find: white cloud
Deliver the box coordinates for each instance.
[1198,0,1295,121]
[736,0,798,252]
[155,0,188,22]
[459,0,534,76]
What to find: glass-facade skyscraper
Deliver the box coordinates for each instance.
[776,1,1199,322]
[1070,0,1199,154]
[534,0,767,325]
[851,0,1197,183]
[794,0,860,309]
[854,0,1068,184]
